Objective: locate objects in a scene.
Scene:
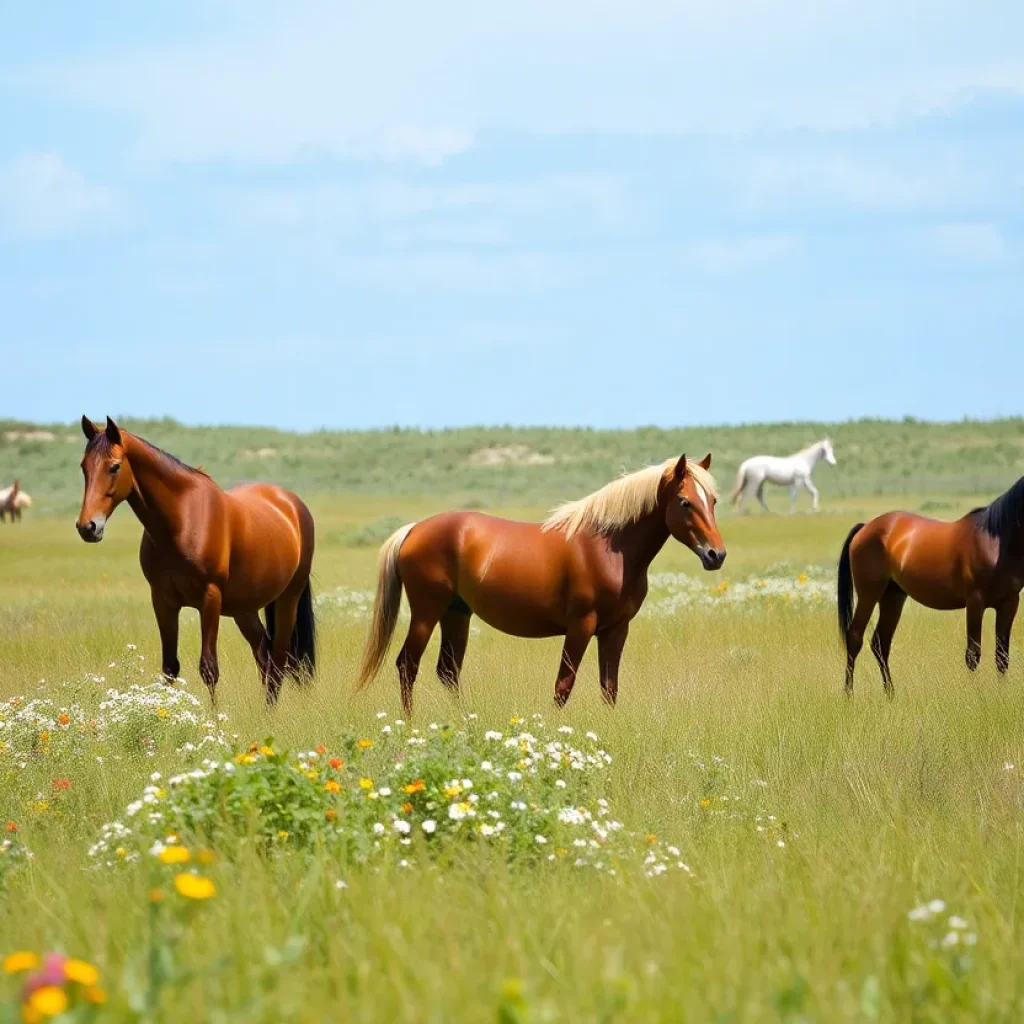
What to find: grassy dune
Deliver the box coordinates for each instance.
[2,479,1023,1020]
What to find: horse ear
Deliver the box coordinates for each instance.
[673,454,687,480]
[105,417,122,446]
[699,453,712,470]
[81,415,99,441]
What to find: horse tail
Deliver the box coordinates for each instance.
[354,523,417,693]
[837,523,865,642]
[266,578,317,685]
[729,464,747,505]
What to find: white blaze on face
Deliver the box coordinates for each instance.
[693,481,710,515]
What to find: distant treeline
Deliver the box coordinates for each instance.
[1,416,1022,512]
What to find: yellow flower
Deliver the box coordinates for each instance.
[403,779,426,795]
[509,715,521,725]
[158,846,190,865]
[63,959,100,987]
[83,987,107,1005]
[700,798,711,808]
[443,783,462,799]
[358,778,373,790]
[156,707,170,720]
[3,951,39,973]
[325,780,341,793]
[357,738,373,750]
[115,847,127,859]
[797,573,808,585]
[27,986,67,1018]
[644,833,657,844]
[278,831,289,840]
[259,745,275,757]
[555,847,568,858]
[174,873,216,900]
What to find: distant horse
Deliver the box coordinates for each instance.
[731,439,836,513]
[77,417,316,704]
[355,454,725,714]
[837,475,1024,696]
[0,477,18,520]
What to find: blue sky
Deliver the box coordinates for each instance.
[2,1,1022,430]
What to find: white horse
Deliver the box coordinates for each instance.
[730,439,836,514]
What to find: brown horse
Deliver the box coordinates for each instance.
[838,475,1024,695]
[77,417,316,703]
[355,454,725,714]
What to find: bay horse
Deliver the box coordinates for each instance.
[77,417,316,704]
[355,454,725,714]
[837,474,1024,696]
[731,439,836,513]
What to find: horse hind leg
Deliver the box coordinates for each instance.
[756,479,770,513]
[870,582,907,698]
[436,599,472,695]
[995,594,1019,674]
[845,577,888,695]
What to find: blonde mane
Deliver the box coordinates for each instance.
[542,458,718,540]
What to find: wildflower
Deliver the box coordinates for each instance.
[38,731,49,743]
[27,986,67,1018]
[393,820,412,835]
[329,758,343,770]
[316,744,327,755]
[3,951,39,973]
[149,888,166,903]
[443,783,463,799]
[357,738,373,750]
[510,715,522,725]
[158,846,190,865]
[402,802,413,813]
[115,847,127,859]
[83,987,107,1004]
[325,780,341,794]
[63,959,99,986]
[379,787,392,797]
[422,820,437,834]
[174,874,216,900]
[259,745,275,757]
[941,931,960,949]
[948,916,969,930]
[928,899,947,914]
[534,835,547,845]
[325,809,337,821]
[699,798,711,808]
[404,779,426,795]
[6,822,18,833]
[57,714,70,726]
[277,831,289,840]
[156,708,170,720]
[645,834,657,844]
[359,778,373,790]
[372,823,385,835]
[335,879,348,890]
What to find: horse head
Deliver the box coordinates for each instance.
[77,416,134,542]
[663,454,727,570]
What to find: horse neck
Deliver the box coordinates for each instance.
[796,443,822,468]
[610,504,671,576]
[123,435,199,542]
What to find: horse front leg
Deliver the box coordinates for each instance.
[554,615,596,708]
[199,584,223,704]
[995,594,1019,675]
[804,477,820,511]
[965,597,984,672]
[597,622,629,707]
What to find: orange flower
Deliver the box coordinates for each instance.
[57,714,70,726]
[402,802,413,814]
[316,744,327,755]
[149,887,166,903]
[329,758,343,770]
[5,822,17,833]
[38,731,49,743]
[325,780,341,794]
[403,779,426,795]
[52,779,71,791]
[644,834,657,844]
[325,809,337,821]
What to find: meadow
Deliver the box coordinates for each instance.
[2,420,1024,1021]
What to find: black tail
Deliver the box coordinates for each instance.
[265,580,317,685]
[837,523,865,642]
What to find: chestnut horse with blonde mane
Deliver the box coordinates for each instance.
[77,417,316,704]
[355,454,726,714]
[838,474,1024,695]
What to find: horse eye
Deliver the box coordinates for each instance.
[110,463,121,474]
[680,497,691,508]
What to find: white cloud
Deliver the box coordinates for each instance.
[0,153,116,238]
[678,235,797,274]
[21,0,1024,166]
[930,222,1009,263]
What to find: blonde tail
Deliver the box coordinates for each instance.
[354,523,416,692]
[729,466,747,506]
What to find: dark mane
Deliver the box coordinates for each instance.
[86,432,209,479]
[975,474,1024,549]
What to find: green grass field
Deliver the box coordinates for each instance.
[2,435,1024,1021]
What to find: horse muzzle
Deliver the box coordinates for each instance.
[77,516,106,543]
[699,546,727,571]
